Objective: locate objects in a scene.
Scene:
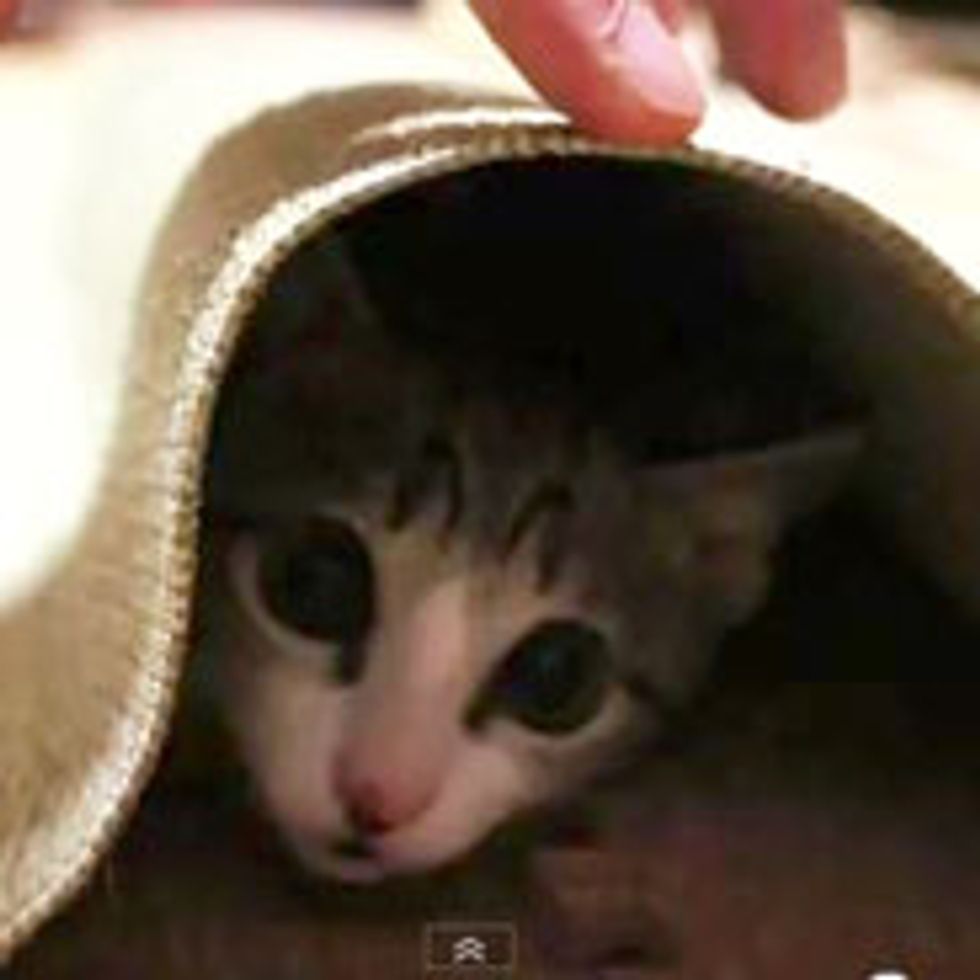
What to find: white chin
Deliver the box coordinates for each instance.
[292,838,391,885]
[316,854,389,885]
[293,833,469,885]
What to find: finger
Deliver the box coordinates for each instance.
[469,0,705,145]
[0,0,20,36]
[1,0,68,39]
[705,0,846,119]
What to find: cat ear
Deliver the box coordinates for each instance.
[207,237,424,517]
[642,427,863,626]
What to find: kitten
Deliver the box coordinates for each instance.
[197,241,861,884]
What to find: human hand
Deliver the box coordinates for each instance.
[469,0,847,144]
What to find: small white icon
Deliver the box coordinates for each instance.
[869,971,910,980]
[426,921,516,971]
[452,936,488,965]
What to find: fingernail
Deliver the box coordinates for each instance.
[602,0,703,122]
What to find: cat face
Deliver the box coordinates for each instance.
[211,441,674,883]
[206,422,860,883]
[200,242,861,882]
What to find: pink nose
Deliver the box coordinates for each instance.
[344,781,399,836]
[335,762,434,837]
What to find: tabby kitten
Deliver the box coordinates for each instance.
[198,242,860,884]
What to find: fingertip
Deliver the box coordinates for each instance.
[574,94,703,146]
[469,0,704,146]
[604,0,705,130]
[768,52,848,122]
[709,0,847,122]
[739,32,848,121]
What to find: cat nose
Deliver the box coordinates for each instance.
[335,764,432,837]
[344,785,397,837]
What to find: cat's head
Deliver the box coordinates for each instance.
[199,240,862,881]
[205,409,860,883]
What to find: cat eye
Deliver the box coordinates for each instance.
[257,516,374,682]
[484,620,612,735]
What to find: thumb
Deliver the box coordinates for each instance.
[469,0,704,144]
